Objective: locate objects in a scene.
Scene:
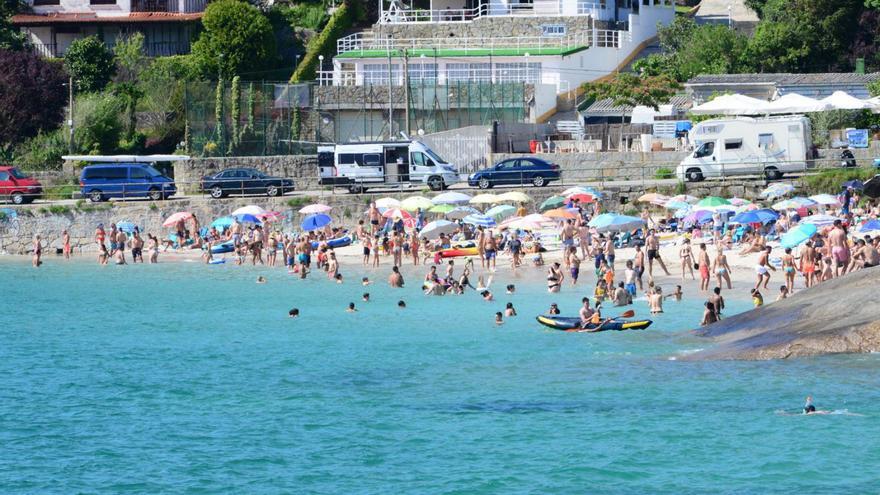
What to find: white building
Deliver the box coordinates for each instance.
[12,0,205,57]
[322,0,675,121]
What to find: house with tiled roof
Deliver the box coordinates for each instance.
[685,73,880,103]
[12,0,206,57]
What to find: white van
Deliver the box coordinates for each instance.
[676,116,812,182]
[318,140,459,193]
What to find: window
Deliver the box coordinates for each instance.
[494,63,541,84]
[411,152,427,166]
[33,0,61,6]
[361,154,381,167]
[496,160,514,170]
[424,148,447,164]
[144,165,163,177]
[408,63,437,83]
[0,172,8,181]
[90,0,116,5]
[363,64,401,85]
[339,154,355,165]
[446,63,491,82]
[758,133,774,149]
[541,24,566,36]
[9,168,27,179]
[85,167,126,180]
[694,141,715,158]
[130,168,150,180]
[724,139,743,150]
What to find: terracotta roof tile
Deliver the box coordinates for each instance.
[12,11,202,25]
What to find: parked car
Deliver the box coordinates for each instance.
[0,166,42,204]
[80,163,176,203]
[467,157,561,189]
[200,168,295,198]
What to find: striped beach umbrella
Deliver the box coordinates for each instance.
[462,213,496,227]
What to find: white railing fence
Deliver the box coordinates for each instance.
[379,1,608,23]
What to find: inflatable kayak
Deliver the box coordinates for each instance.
[311,235,352,250]
[437,246,479,258]
[535,315,653,332]
[210,241,235,254]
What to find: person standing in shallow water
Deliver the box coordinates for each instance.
[32,235,42,267]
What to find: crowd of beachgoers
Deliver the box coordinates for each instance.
[26,182,880,328]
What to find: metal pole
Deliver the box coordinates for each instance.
[68,76,75,153]
[387,44,394,139]
[402,48,410,136]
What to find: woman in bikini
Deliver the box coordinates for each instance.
[546,263,564,293]
[799,241,817,288]
[781,247,797,293]
[712,246,733,290]
[679,239,695,281]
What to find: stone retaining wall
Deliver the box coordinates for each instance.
[375,15,592,40]
[491,151,688,182]
[173,155,319,194]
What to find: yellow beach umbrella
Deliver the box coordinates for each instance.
[469,193,500,205]
[637,193,669,204]
[400,195,434,211]
[497,191,532,203]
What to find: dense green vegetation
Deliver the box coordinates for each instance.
[290,0,363,83]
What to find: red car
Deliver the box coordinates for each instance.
[0,166,42,204]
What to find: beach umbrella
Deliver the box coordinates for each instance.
[374,197,401,208]
[539,195,566,211]
[462,213,496,227]
[258,211,284,223]
[801,214,839,227]
[705,204,738,214]
[162,211,193,227]
[446,206,479,220]
[858,219,880,232]
[432,191,471,204]
[469,193,500,205]
[638,193,669,204]
[696,196,730,208]
[673,206,692,219]
[737,203,760,212]
[669,194,698,204]
[504,214,553,231]
[429,204,456,214]
[863,175,880,198]
[567,192,596,203]
[730,208,779,225]
[496,191,532,203]
[299,203,332,214]
[544,208,578,220]
[234,213,263,224]
[401,195,434,211]
[820,91,872,110]
[727,197,751,206]
[664,200,691,211]
[382,207,412,220]
[772,197,817,210]
[231,205,266,217]
[760,183,795,199]
[588,213,645,233]
[780,223,818,249]
[842,179,864,190]
[301,213,332,231]
[682,209,714,226]
[561,186,603,198]
[485,204,517,221]
[211,216,235,230]
[420,220,457,239]
[808,194,841,206]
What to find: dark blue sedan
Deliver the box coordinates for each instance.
[467,157,561,189]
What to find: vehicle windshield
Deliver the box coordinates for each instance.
[144,165,164,177]
[9,167,28,179]
[423,148,447,165]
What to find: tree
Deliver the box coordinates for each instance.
[0,0,25,50]
[582,72,681,112]
[64,36,115,92]
[74,92,124,154]
[191,0,276,79]
[649,16,749,81]
[113,32,148,84]
[0,49,67,151]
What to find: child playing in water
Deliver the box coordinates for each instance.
[594,280,608,303]
[649,286,664,314]
[495,312,504,325]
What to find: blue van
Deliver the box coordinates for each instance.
[80,163,176,202]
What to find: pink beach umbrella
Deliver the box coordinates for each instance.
[382,208,412,220]
[162,211,193,227]
[258,211,284,222]
[299,203,333,214]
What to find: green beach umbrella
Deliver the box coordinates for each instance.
[429,204,455,214]
[540,195,565,212]
[696,196,731,208]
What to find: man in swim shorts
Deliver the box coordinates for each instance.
[754,246,775,290]
[829,219,850,277]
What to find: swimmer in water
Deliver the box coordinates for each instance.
[398,300,406,308]
[346,302,357,312]
[256,276,267,284]
[362,293,370,302]
[504,302,517,317]
[506,284,516,294]
[481,290,494,302]
[804,396,816,414]
[547,303,560,315]
[495,312,504,325]
[288,308,299,318]
[362,277,371,286]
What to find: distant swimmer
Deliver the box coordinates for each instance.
[362,277,371,286]
[257,276,267,284]
[495,312,504,325]
[362,293,370,302]
[804,396,816,414]
[506,284,516,294]
[346,302,357,313]
[505,302,517,317]
[397,300,406,308]
[547,303,560,315]
[288,308,299,318]
[481,290,494,302]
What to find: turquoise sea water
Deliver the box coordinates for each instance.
[2,259,879,493]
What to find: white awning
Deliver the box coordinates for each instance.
[764,93,831,114]
[820,91,872,110]
[689,94,768,115]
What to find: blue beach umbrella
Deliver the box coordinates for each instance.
[462,213,497,227]
[301,213,332,231]
[731,208,779,225]
[588,213,645,233]
[234,213,263,224]
[859,219,880,232]
[781,223,818,249]
[682,209,714,226]
[116,220,138,233]
[842,179,864,190]
[211,216,235,230]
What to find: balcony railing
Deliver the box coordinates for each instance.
[379,1,606,23]
[337,32,594,56]
[317,68,570,94]
[130,0,206,13]
[31,40,190,58]
[31,42,59,57]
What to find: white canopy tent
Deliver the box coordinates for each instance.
[820,91,872,110]
[763,93,831,114]
[690,91,880,116]
[689,94,768,115]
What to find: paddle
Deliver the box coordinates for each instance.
[570,309,636,333]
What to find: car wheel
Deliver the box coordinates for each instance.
[478,177,492,189]
[348,184,364,194]
[427,176,444,191]
[764,167,782,180]
[11,192,24,205]
[89,190,104,203]
[532,175,546,187]
[148,187,162,201]
[686,168,704,182]
[209,186,225,199]
[266,184,280,197]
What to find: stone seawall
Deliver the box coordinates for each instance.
[1,179,783,256]
[491,151,688,182]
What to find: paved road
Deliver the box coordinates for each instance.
[695,0,758,26]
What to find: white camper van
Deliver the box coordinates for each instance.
[318,141,459,193]
[676,116,812,182]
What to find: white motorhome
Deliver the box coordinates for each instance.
[318,141,459,193]
[676,116,813,182]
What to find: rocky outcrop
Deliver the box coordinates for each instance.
[686,267,880,360]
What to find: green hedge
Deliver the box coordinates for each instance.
[801,167,877,195]
[290,1,361,83]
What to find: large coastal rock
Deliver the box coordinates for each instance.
[686,267,880,360]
